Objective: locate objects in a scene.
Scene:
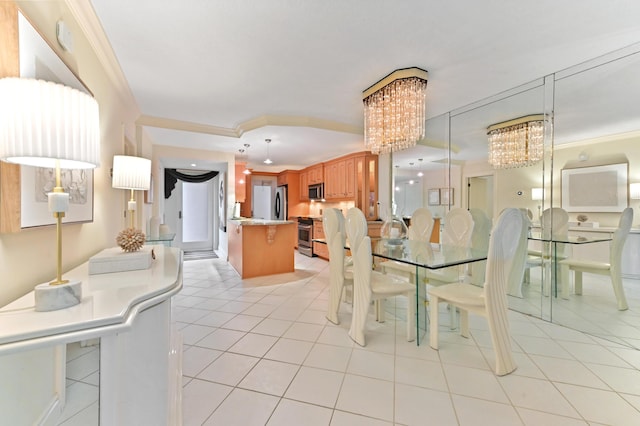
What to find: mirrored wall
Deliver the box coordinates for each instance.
[393,41,640,348]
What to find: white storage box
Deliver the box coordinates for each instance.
[89,247,153,275]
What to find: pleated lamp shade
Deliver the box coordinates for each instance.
[112,155,151,190]
[0,78,100,169]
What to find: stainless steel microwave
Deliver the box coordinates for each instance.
[308,183,324,200]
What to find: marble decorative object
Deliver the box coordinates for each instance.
[34,280,82,312]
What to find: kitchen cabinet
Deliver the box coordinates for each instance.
[300,165,322,201]
[228,219,296,278]
[313,220,329,260]
[324,156,356,199]
[277,170,298,186]
[300,171,309,200]
[308,164,324,184]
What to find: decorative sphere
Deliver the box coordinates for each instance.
[116,228,146,252]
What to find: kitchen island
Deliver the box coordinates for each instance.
[228,219,297,278]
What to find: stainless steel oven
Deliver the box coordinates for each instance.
[297,217,314,257]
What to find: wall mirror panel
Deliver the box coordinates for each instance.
[393,41,640,349]
[393,113,451,224]
[548,43,640,348]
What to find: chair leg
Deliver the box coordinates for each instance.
[559,264,570,299]
[326,279,344,325]
[429,296,440,350]
[574,270,583,295]
[375,299,386,322]
[486,305,517,376]
[611,271,629,311]
[348,290,371,347]
[449,304,457,330]
[459,309,469,338]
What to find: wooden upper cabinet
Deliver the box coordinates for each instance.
[324,154,358,200]
[300,170,309,200]
[308,164,324,184]
[345,157,356,198]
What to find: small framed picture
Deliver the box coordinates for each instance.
[440,188,453,205]
[428,188,440,206]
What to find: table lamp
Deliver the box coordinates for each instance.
[0,78,100,312]
[111,155,151,251]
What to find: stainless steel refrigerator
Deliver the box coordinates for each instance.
[274,185,288,220]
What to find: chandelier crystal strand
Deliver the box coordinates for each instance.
[363,69,428,155]
[487,115,544,169]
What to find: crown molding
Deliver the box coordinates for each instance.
[137,114,363,137]
[64,0,139,111]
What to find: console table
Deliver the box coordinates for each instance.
[0,246,183,425]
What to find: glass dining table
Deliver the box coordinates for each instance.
[374,239,489,345]
[527,231,612,299]
[315,237,489,345]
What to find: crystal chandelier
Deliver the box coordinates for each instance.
[363,67,428,155]
[487,115,545,169]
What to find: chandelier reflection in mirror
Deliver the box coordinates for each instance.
[487,114,545,169]
[362,67,428,155]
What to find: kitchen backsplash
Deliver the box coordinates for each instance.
[308,200,355,217]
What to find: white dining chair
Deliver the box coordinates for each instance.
[429,208,526,376]
[507,209,534,298]
[380,207,433,283]
[345,207,416,346]
[524,207,569,297]
[324,208,353,324]
[560,207,633,310]
[423,208,475,286]
[468,209,491,286]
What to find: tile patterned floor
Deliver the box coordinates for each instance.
[60,252,640,425]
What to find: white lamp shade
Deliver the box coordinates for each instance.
[112,155,151,190]
[531,187,543,201]
[630,183,640,200]
[0,78,100,169]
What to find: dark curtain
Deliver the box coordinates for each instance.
[164,169,219,199]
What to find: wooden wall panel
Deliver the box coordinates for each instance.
[0,1,22,233]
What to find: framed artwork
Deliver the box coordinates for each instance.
[144,174,154,204]
[440,188,454,206]
[20,165,94,228]
[428,188,440,206]
[561,163,628,212]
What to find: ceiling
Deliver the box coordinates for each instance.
[88,0,640,173]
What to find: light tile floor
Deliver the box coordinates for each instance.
[60,252,640,425]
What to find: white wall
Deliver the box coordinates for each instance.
[0,1,141,306]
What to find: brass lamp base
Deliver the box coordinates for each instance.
[34,279,82,312]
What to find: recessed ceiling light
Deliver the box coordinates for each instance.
[191,163,196,167]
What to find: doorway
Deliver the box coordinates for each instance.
[166,178,216,251]
[181,180,214,251]
[467,175,494,220]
